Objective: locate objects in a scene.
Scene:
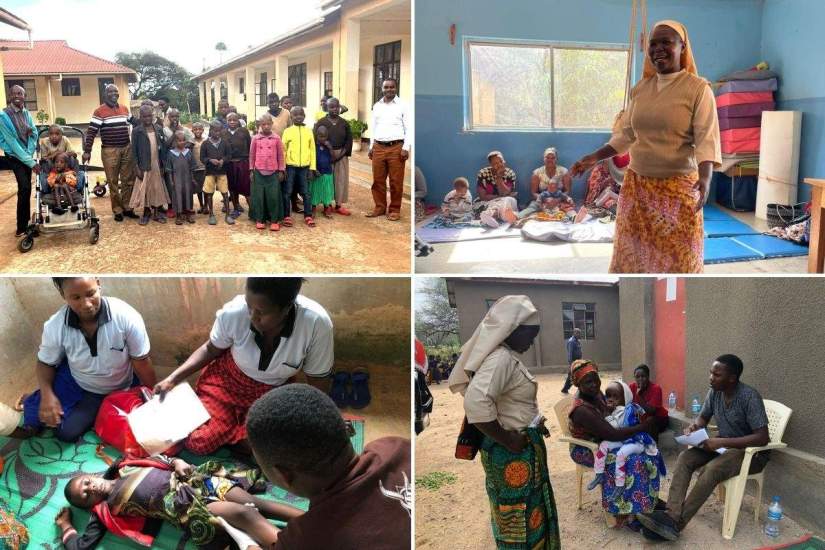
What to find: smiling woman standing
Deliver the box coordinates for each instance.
[448,295,560,550]
[14,277,156,442]
[571,20,721,273]
[154,277,334,455]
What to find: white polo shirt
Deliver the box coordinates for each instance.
[37,297,151,394]
[210,294,334,386]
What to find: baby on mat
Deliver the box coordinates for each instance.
[56,454,302,550]
[438,177,474,223]
[587,380,659,500]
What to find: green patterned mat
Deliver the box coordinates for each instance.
[0,419,364,549]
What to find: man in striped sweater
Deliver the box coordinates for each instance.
[82,84,137,221]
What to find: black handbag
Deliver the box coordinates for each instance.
[455,416,484,460]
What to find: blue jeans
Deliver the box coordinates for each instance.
[23,360,137,442]
[284,166,311,218]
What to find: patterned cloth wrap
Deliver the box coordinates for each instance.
[0,508,28,550]
[479,428,561,550]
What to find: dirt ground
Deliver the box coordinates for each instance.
[415,373,814,549]
[339,362,411,443]
[0,170,410,274]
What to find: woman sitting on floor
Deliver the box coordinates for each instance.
[567,360,663,527]
[629,364,670,439]
[153,277,334,456]
[583,153,629,214]
[0,277,156,442]
[55,454,302,549]
[474,151,518,228]
[517,147,572,219]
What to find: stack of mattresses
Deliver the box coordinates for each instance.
[715,68,779,155]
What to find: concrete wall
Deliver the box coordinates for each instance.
[415,0,765,202]
[761,0,825,203]
[618,278,653,380]
[450,279,620,370]
[0,277,410,405]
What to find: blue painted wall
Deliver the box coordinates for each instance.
[761,0,825,202]
[416,0,765,203]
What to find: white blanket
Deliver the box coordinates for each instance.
[520,218,615,243]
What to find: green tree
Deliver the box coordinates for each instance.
[115,51,200,114]
[415,278,460,347]
[215,42,227,64]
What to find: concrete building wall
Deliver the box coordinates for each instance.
[0,277,410,405]
[618,278,653,381]
[450,279,621,371]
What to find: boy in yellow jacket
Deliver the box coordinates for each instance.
[282,106,317,227]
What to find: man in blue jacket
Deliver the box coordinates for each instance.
[0,85,39,236]
[561,328,582,394]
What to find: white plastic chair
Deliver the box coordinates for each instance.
[553,395,599,510]
[717,399,792,540]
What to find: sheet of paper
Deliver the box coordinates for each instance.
[674,428,709,447]
[128,382,210,455]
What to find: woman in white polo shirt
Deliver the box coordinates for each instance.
[13,277,156,442]
[154,277,334,455]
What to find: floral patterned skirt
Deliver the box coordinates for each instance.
[480,428,561,550]
[609,169,704,273]
[570,444,662,516]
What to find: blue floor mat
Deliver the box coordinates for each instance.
[732,234,809,258]
[703,219,761,237]
[703,204,737,221]
[704,237,762,264]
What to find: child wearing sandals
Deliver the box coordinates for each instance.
[46,152,78,215]
[309,125,336,219]
[166,130,197,225]
[249,113,285,231]
[588,380,660,500]
[281,107,316,228]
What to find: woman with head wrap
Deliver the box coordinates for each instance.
[566,360,663,524]
[448,296,560,550]
[517,147,573,219]
[571,20,721,273]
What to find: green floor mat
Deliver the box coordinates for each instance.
[757,535,825,550]
[0,419,364,549]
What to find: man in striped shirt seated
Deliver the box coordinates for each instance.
[82,84,138,222]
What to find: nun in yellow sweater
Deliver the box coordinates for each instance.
[572,20,721,273]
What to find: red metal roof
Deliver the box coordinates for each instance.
[0,40,136,76]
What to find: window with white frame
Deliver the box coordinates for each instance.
[562,302,596,340]
[465,39,628,131]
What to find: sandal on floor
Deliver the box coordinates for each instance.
[335,206,352,216]
[305,216,316,227]
[14,393,30,412]
[256,222,265,230]
[349,370,371,409]
[270,222,280,231]
[329,371,350,408]
[282,216,294,227]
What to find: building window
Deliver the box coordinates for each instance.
[562,303,596,340]
[61,77,81,97]
[96,77,114,105]
[219,81,228,100]
[373,40,401,104]
[464,39,628,131]
[239,77,245,96]
[324,71,333,97]
[5,79,37,111]
[257,72,267,106]
[288,63,307,108]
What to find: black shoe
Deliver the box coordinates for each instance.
[114,213,124,222]
[636,511,680,542]
[640,526,667,542]
[52,207,66,215]
[123,210,139,219]
[561,389,569,394]
[70,205,79,213]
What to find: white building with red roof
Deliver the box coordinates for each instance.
[0,39,136,125]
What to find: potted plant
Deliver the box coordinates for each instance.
[55,117,66,125]
[36,110,49,125]
[348,119,368,152]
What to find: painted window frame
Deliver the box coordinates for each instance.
[462,36,630,133]
[373,40,402,104]
[61,77,81,97]
[288,63,307,108]
[257,72,268,107]
[562,302,596,340]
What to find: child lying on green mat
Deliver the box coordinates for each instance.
[55,454,302,550]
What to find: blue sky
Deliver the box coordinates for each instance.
[2,0,322,73]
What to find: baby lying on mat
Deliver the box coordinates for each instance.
[587,381,660,500]
[56,454,302,550]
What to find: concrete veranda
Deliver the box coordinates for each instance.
[0,153,411,274]
[415,373,819,550]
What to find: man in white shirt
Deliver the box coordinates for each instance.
[367,78,410,222]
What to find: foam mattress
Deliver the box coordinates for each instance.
[717,102,775,118]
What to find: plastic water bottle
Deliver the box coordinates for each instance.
[668,391,677,412]
[764,496,782,537]
[691,396,701,418]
